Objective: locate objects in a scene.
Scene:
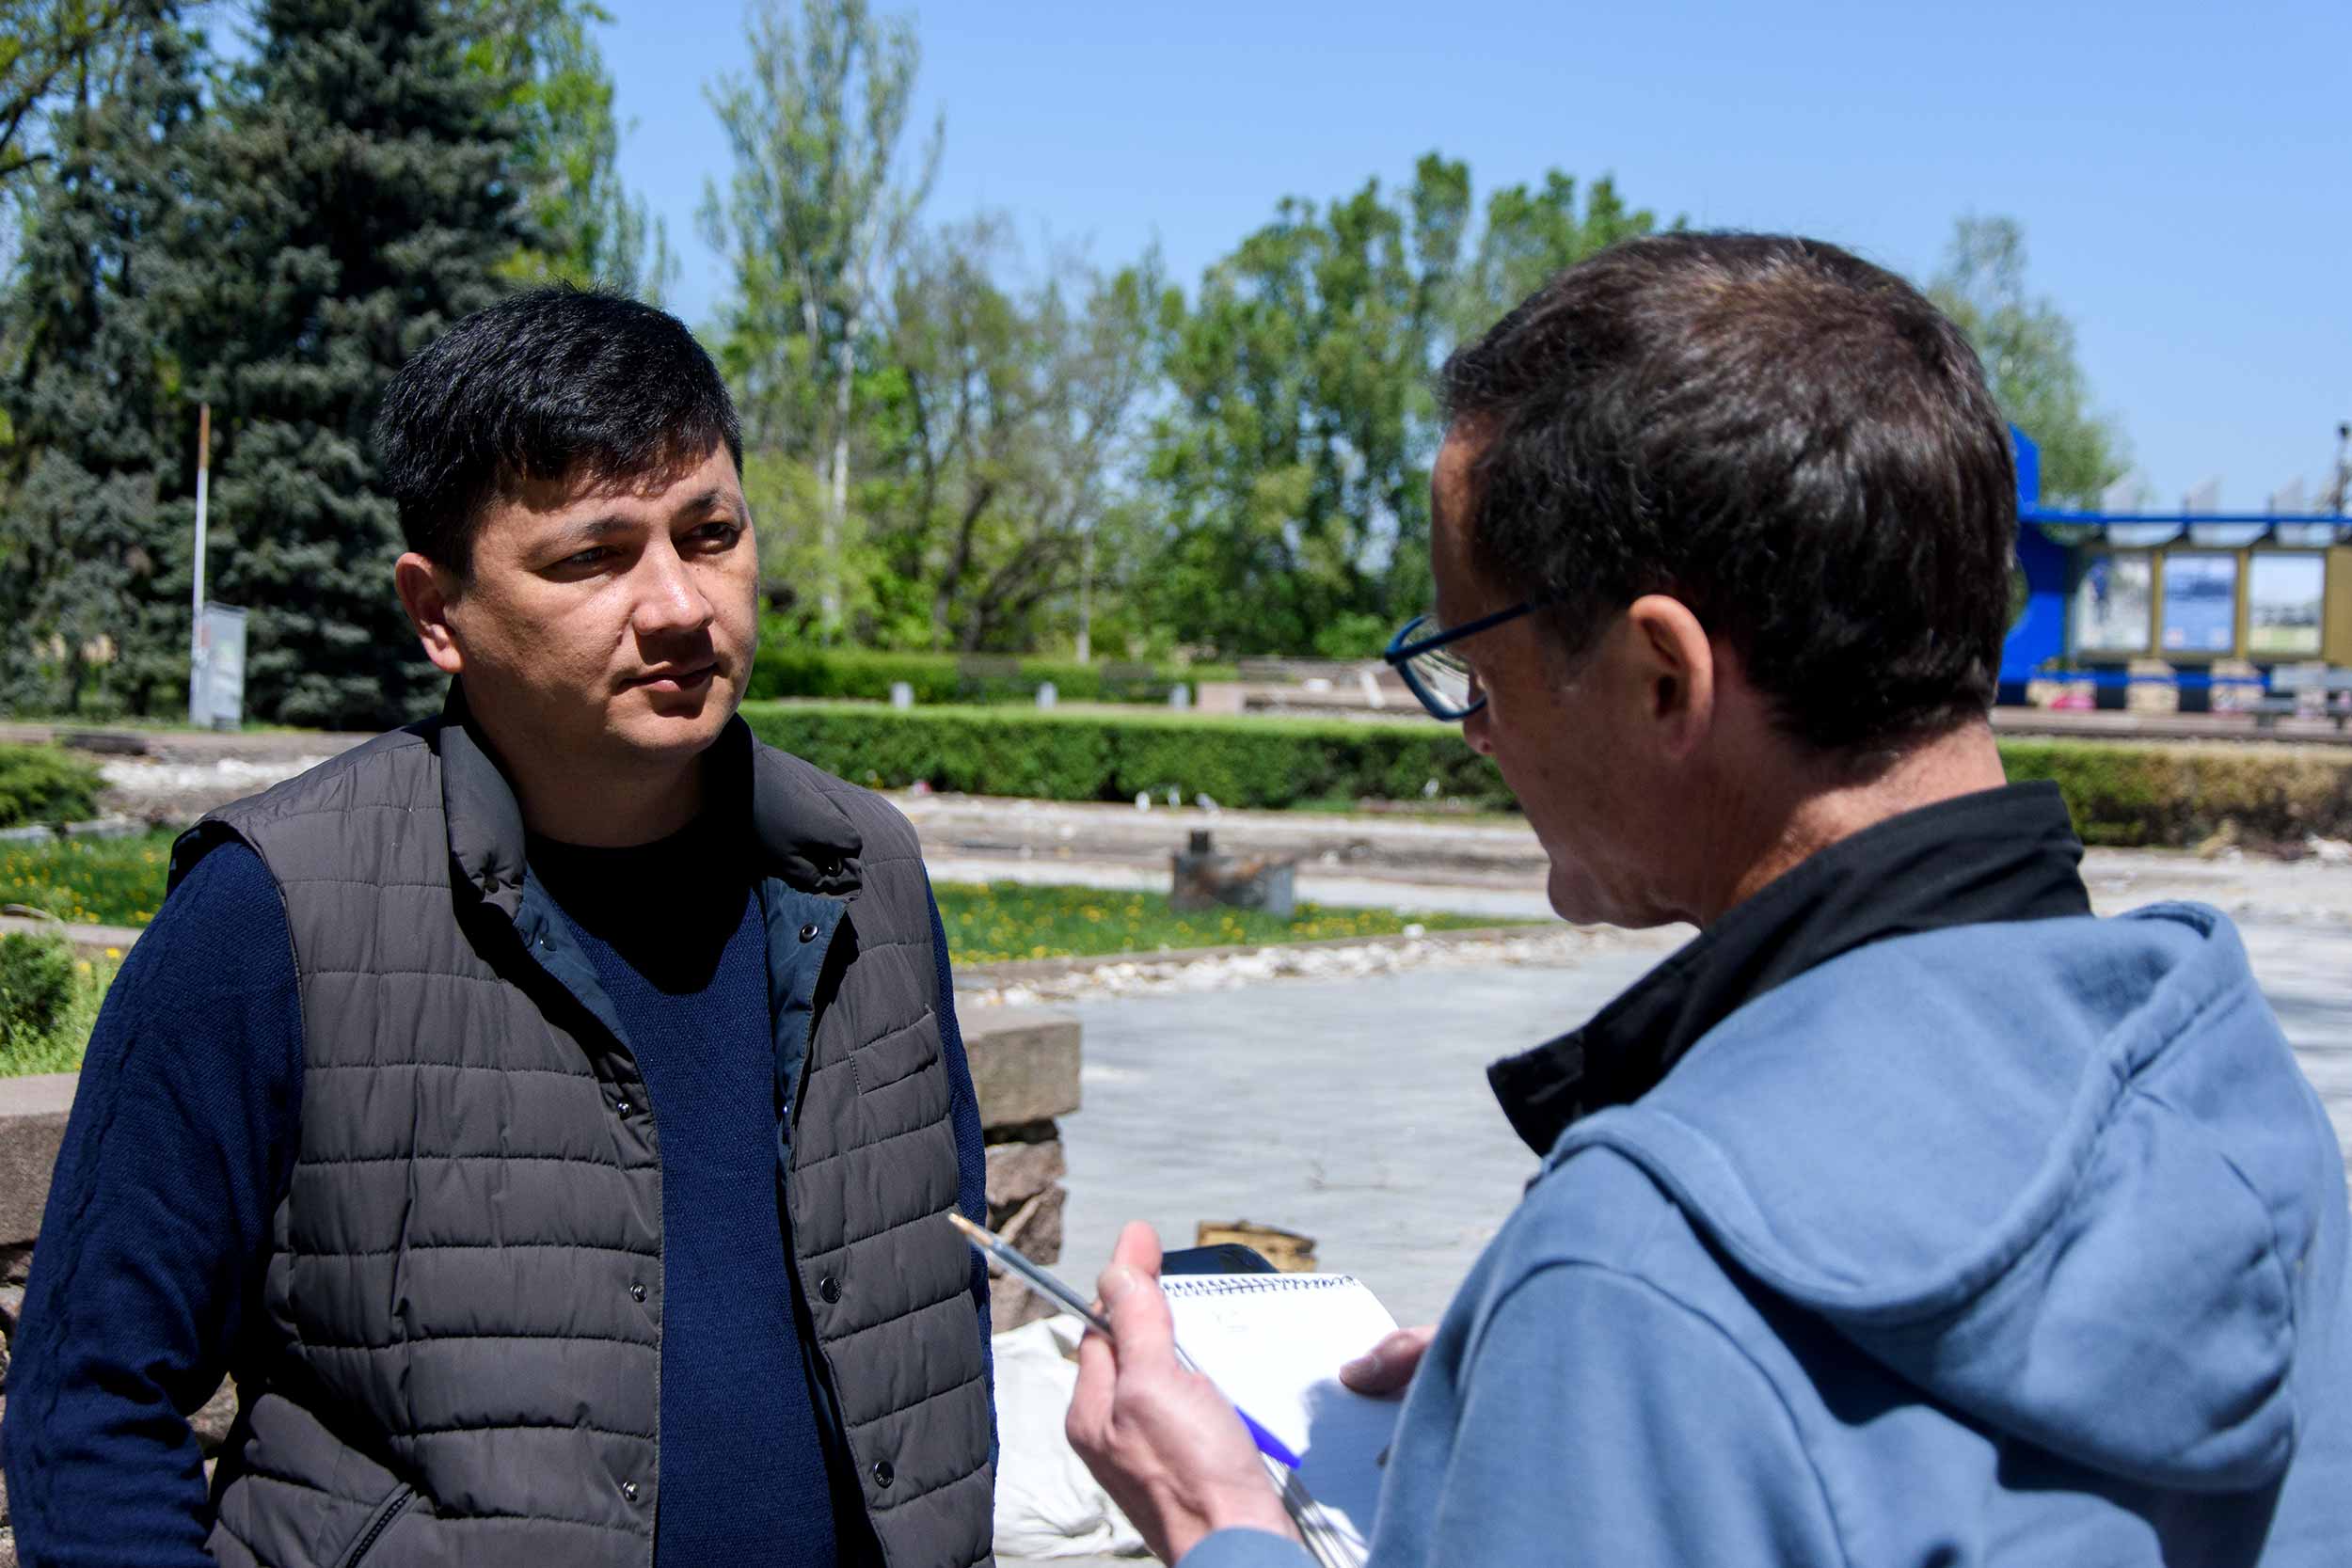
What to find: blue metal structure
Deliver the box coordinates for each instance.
[1997,428,2352,704]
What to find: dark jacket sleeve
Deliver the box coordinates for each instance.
[925,886,996,1459]
[0,841,304,1568]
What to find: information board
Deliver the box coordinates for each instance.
[189,601,247,730]
[2247,554,2326,657]
[2161,555,2238,654]
[2073,553,2153,654]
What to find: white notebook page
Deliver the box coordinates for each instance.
[1164,1274,1404,1560]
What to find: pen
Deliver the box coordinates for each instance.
[946,1211,1308,1470]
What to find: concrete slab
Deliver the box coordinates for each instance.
[1053,876,2352,1334]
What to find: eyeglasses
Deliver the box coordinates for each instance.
[1383,599,1551,721]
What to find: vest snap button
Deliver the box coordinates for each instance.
[818,1274,841,1304]
[799,922,818,942]
[613,1099,633,1117]
[871,1459,893,1488]
[621,1480,640,1503]
[629,1281,646,1303]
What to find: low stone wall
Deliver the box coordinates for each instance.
[961,1006,1083,1333]
[0,1003,1079,1560]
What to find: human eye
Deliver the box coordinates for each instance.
[686,517,744,550]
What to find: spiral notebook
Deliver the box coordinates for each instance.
[1163,1274,1404,1565]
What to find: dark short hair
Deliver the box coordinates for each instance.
[374,287,742,576]
[1440,232,2015,754]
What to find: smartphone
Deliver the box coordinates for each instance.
[1158,1242,1281,1276]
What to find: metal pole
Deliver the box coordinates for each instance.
[189,403,210,723]
[2334,422,2350,515]
[1075,521,1092,666]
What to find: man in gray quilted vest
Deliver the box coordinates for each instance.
[3,290,998,1567]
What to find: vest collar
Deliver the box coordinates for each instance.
[437,683,865,916]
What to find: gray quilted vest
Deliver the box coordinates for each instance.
[178,696,993,1568]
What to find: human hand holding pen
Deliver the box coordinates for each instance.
[1066,1221,1303,1564]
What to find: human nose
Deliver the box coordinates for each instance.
[631,535,714,637]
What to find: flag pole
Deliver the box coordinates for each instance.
[189,403,210,723]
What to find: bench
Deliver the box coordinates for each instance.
[2254,667,2352,729]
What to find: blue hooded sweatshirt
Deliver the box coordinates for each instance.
[1188,902,2352,1566]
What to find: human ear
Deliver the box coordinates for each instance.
[1624,594,1714,757]
[395,552,466,677]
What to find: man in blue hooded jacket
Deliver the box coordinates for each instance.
[1064,233,2352,1567]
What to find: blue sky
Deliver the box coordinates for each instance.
[604,0,2352,511]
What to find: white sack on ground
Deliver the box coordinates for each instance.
[992,1315,1147,1560]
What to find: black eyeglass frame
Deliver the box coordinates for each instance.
[1382,596,1558,721]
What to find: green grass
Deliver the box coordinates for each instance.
[0,832,1512,965]
[0,830,175,927]
[0,847,1505,1077]
[932,881,1510,965]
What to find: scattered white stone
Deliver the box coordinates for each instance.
[961,927,1626,1006]
[101,755,328,794]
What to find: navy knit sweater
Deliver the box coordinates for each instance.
[2,828,992,1567]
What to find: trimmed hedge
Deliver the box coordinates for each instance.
[739,703,2352,847]
[746,642,1236,706]
[0,743,104,830]
[1998,738,2352,847]
[739,703,1509,810]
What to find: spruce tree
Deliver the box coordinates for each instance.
[200,0,528,727]
[0,6,208,717]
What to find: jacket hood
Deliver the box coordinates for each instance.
[1550,903,2346,1493]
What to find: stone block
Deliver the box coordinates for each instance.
[985,1183,1072,1336]
[998,1183,1066,1263]
[961,1008,1080,1131]
[990,1273,1057,1334]
[0,1074,79,1250]
[984,1138,1065,1212]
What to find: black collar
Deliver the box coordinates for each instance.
[436,682,866,917]
[1488,781,2091,1157]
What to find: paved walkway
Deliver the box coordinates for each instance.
[1049,860,2352,1332]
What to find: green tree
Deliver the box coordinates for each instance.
[196,0,531,726]
[0,3,206,715]
[866,220,1157,652]
[478,0,675,302]
[1139,155,1660,655]
[701,0,937,634]
[1929,214,2126,508]
[0,0,135,203]
[1452,170,1657,341]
